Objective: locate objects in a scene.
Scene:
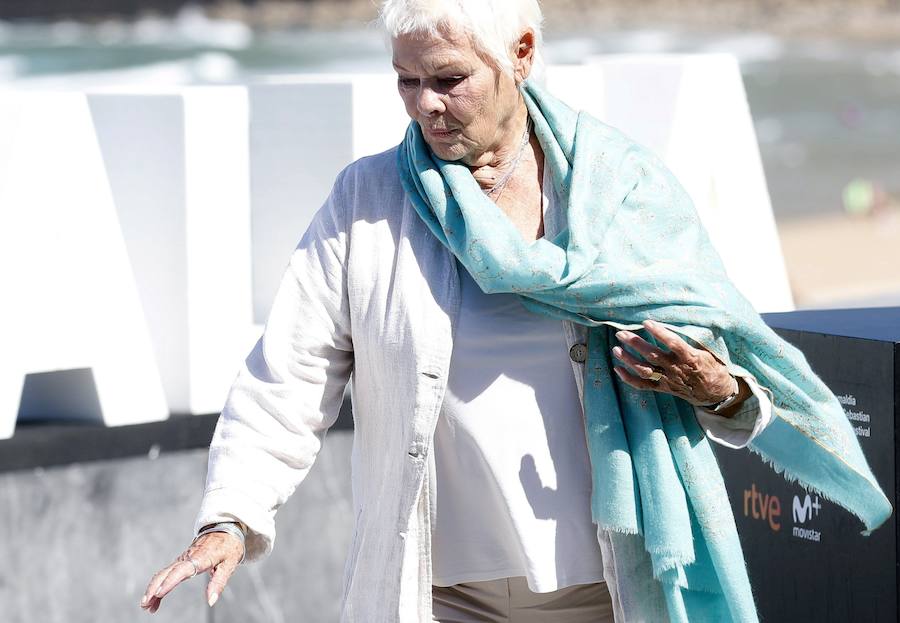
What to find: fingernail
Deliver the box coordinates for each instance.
[612,346,622,357]
[140,595,148,607]
[209,593,219,607]
[615,331,626,340]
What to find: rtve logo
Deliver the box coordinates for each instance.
[792,494,822,524]
[742,483,781,531]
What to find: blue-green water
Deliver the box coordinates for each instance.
[2,10,899,221]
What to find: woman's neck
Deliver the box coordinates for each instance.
[468,103,531,193]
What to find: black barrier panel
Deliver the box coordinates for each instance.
[713,307,899,623]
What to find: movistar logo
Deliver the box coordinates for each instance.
[792,494,822,524]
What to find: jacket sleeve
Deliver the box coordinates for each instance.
[193,174,353,562]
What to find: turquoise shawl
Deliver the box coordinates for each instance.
[397,79,891,622]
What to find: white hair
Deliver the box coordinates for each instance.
[379,0,545,81]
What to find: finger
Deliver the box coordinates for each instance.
[142,594,161,613]
[146,596,162,614]
[142,564,177,610]
[150,561,195,602]
[613,365,668,393]
[613,365,696,403]
[640,319,694,359]
[154,556,214,602]
[206,556,240,607]
[611,345,661,380]
[140,593,158,613]
[614,329,670,364]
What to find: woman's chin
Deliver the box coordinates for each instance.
[424,139,466,162]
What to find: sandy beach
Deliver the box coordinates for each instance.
[777,208,900,308]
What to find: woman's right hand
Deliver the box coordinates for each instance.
[140,531,245,614]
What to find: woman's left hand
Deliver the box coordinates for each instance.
[611,319,742,411]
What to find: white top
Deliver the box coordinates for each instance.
[430,163,774,593]
[431,261,607,592]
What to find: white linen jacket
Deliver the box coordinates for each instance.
[195,146,773,622]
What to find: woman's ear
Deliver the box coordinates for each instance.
[513,30,535,85]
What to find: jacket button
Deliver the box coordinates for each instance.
[569,343,588,363]
[407,446,422,459]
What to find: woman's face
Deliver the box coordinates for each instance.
[392,26,527,167]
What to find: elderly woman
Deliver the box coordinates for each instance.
[142,1,889,621]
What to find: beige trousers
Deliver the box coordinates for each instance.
[432,576,615,622]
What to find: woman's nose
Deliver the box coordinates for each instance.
[416,86,445,117]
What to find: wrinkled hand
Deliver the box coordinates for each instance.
[140,531,244,614]
[611,319,742,412]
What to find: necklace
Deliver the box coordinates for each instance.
[484,117,532,198]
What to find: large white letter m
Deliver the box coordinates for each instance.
[793,494,812,523]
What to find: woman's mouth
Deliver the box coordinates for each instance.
[425,127,459,140]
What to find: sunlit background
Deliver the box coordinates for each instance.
[3,0,899,310]
[2,4,899,621]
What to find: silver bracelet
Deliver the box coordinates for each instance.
[193,521,247,564]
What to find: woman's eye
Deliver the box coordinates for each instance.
[438,76,465,87]
[397,75,464,90]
